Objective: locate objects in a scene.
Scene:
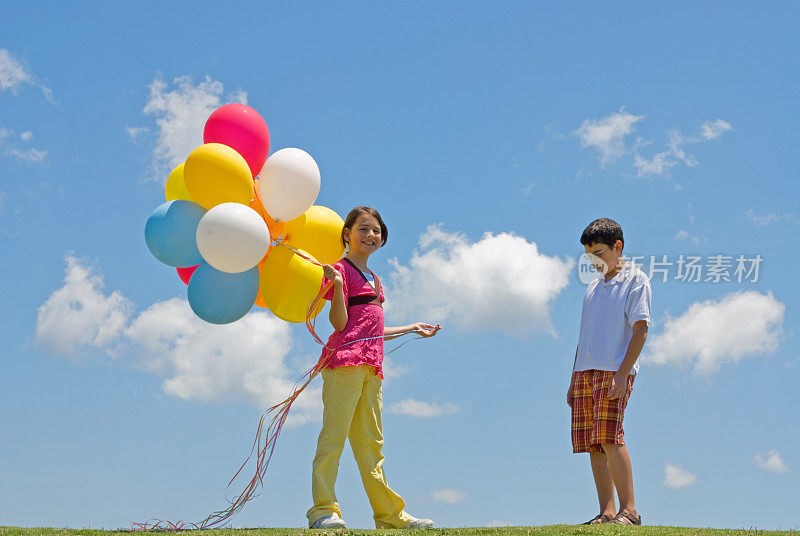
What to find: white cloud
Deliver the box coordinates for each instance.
[486,521,511,527]
[36,255,133,356]
[1,127,47,163]
[646,291,785,375]
[36,255,320,422]
[386,225,573,335]
[9,147,47,163]
[674,230,704,247]
[430,489,467,504]
[633,150,679,177]
[0,49,55,104]
[664,464,696,489]
[388,398,461,418]
[0,49,32,92]
[746,209,800,226]
[575,107,643,164]
[753,450,790,474]
[142,75,247,179]
[635,120,732,178]
[701,119,733,140]
[126,126,149,141]
[381,354,411,384]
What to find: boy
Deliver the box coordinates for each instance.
[568,218,651,525]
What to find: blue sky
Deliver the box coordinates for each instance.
[2,1,798,530]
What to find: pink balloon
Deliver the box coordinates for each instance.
[204,104,270,178]
[177,264,200,285]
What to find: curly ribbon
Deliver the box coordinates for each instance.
[132,242,420,531]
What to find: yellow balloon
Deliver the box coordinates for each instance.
[164,163,196,202]
[184,143,254,209]
[260,245,325,323]
[283,206,346,265]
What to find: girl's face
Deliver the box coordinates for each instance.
[345,213,382,256]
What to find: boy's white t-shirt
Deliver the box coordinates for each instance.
[575,263,652,375]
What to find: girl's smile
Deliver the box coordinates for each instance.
[346,214,382,256]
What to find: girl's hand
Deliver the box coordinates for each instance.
[411,323,441,338]
[322,264,343,285]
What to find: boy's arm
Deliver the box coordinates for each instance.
[567,345,577,407]
[608,320,648,400]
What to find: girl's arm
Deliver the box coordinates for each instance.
[323,265,348,332]
[384,323,440,340]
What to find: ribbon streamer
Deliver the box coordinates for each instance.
[133,243,420,530]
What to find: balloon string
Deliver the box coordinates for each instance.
[131,245,420,531]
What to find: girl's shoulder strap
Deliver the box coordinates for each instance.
[342,257,368,283]
[342,257,381,299]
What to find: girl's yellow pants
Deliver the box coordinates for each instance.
[306,364,412,529]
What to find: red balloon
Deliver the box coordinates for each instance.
[204,104,270,178]
[177,265,200,285]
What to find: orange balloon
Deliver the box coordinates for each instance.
[250,181,287,239]
[254,246,273,308]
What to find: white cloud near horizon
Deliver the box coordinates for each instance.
[664,464,696,489]
[388,398,461,418]
[139,75,247,180]
[36,255,320,423]
[575,107,643,164]
[753,450,790,474]
[385,225,573,336]
[430,489,467,504]
[646,291,785,375]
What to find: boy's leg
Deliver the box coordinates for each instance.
[591,371,637,518]
[306,366,367,527]
[602,444,637,516]
[573,370,616,521]
[348,368,412,529]
[589,449,617,518]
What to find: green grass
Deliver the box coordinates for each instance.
[1,527,796,536]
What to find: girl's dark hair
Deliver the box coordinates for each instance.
[580,218,624,251]
[341,206,388,248]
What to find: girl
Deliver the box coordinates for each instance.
[306,206,441,530]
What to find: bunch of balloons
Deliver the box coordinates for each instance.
[145,104,345,324]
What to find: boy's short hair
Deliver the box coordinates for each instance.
[580,218,624,251]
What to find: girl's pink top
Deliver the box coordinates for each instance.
[320,259,386,378]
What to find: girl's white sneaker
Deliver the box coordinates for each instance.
[310,514,347,529]
[405,516,434,529]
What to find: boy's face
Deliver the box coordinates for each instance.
[584,240,623,277]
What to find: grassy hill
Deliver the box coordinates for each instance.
[0,526,796,536]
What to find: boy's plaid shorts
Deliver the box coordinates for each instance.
[570,369,635,454]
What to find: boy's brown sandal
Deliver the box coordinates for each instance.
[611,511,642,525]
[582,514,613,525]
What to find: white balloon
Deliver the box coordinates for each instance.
[257,148,321,221]
[196,203,270,273]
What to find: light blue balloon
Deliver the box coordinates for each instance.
[144,200,206,267]
[187,263,259,324]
